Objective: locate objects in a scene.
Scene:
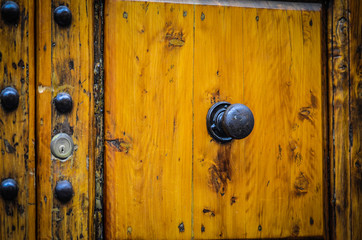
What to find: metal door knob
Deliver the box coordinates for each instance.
[207,101,254,143]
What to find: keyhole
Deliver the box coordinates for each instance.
[51,133,74,159]
[59,145,65,154]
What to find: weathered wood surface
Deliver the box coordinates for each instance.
[350,0,362,239]
[104,1,325,239]
[328,0,351,238]
[0,0,36,239]
[93,0,105,239]
[328,0,362,239]
[36,0,94,239]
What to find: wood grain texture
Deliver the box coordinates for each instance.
[114,0,322,11]
[194,5,324,239]
[36,0,94,239]
[349,0,361,239]
[327,0,352,239]
[0,0,36,239]
[104,1,325,239]
[104,1,193,239]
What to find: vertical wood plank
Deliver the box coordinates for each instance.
[327,0,351,239]
[36,0,94,239]
[349,0,362,239]
[0,0,36,239]
[242,8,324,238]
[104,1,193,239]
[193,5,245,239]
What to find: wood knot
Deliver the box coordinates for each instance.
[294,172,309,196]
[105,137,132,153]
[165,30,185,47]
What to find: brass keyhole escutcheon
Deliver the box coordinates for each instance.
[50,133,74,160]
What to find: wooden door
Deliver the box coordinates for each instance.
[0,0,360,239]
[104,0,327,239]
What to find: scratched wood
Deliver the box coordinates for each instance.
[327,0,352,239]
[104,1,193,239]
[194,5,324,239]
[36,0,94,239]
[349,0,361,239]
[0,0,36,239]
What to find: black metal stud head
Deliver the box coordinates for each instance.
[54,6,72,27]
[1,1,20,25]
[0,87,19,112]
[53,92,73,114]
[207,102,254,143]
[55,180,73,203]
[0,178,18,201]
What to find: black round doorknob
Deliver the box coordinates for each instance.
[207,101,254,143]
[0,178,18,201]
[53,92,73,114]
[55,180,73,203]
[0,87,19,112]
[1,1,20,25]
[54,6,72,27]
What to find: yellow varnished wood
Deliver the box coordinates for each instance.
[104,1,325,239]
[193,6,245,239]
[0,0,36,239]
[36,0,94,239]
[194,6,324,239]
[104,1,193,239]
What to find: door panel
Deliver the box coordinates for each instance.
[194,5,323,239]
[0,0,36,239]
[104,0,325,239]
[104,2,193,239]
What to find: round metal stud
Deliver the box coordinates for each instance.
[1,1,20,25]
[0,178,18,201]
[53,92,73,114]
[207,101,254,143]
[54,6,72,27]
[0,87,19,112]
[50,133,74,160]
[55,180,73,203]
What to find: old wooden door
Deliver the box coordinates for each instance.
[1,0,361,239]
[104,0,326,239]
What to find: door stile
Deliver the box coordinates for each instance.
[36,0,95,239]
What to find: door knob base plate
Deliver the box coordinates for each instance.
[206,101,232,143]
